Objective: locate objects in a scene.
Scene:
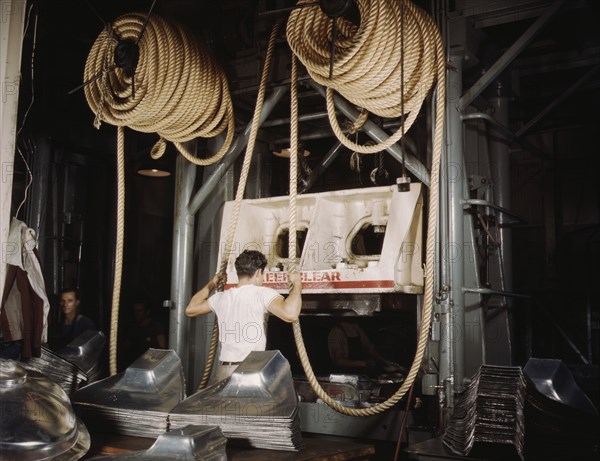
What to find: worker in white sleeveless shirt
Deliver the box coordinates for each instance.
[186,250,302,383]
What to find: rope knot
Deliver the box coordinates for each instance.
[345,109,369,134]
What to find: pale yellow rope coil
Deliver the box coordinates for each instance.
[287,0,437,154]
[287,0,445,415]
[197,22,282,389]
[84,13,236,375]
[84,13,235,165]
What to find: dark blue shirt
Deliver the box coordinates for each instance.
[56,314,96,350]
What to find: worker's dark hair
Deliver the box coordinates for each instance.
[235,250,268,278]
[60,287,80,300]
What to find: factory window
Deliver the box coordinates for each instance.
[276,228,307,259]
[350,224,385,257]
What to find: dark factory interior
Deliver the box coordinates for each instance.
[2,0,599,460]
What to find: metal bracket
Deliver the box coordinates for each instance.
[462,198,526,224]
[462,287,529,299]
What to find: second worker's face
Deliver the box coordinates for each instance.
[60,291,79,316]
[133,303,146,323]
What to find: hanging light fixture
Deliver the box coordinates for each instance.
[273,147,310,158]
[137,165,171,177]
[136,150,173,177]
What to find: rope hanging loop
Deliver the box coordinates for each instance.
[84,12,235,165]
[287,0,442,154]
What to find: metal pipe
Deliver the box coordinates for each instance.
[462,198,526,224]
[462,287,529,298]
[27,136,50,245]
[231,75,310,96]
[169,154,197,366]
[459,0,566,110]
[309,81,431,187]
[303,141,344,192]
[262,111,328,127]
[461,112,548,159]
[275,128,350,144]
[438,98,449,291]
[446,53,466,394]
[489,96,513,295]
[188,86,287,215]
[515,64,600,137]
[275,124,419,153]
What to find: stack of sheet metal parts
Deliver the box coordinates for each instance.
[89,424,227,461]
[0,359,90,461]
[443,360,599,460]
[443,365,526,460]
[56,329,106,384]
[71,348,186,438]
[170,350,303,451]
[22,330,106,395]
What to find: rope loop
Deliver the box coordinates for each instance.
[345,109,368,134]
[287,0,446,416]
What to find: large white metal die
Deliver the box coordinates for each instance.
[217,184,423,294]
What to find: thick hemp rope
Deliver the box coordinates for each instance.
[84,13,235,164]
[287,0,436,154]
[197,22,282,389]
[84,13,236,375]
[287,0,445,415]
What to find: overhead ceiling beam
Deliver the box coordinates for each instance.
[516,64,600,137]
[188,86,287,215]
[460,0,586,28]
[459,0,566,111]
[310,82,430,187]
[513,47,600,77]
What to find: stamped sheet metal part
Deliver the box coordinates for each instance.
[71,348,185,437]
[88,425,227,461]
[21,331,107,395]
[170,350,303,451]
[0,359,90,461]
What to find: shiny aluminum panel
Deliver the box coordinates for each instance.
[0,359,90,461]
[57,330,106,377]
[22,346,87,395]
[89,425,227,461]
[170,350,303,451]
[524,357,598,414]
[71,349,185,437]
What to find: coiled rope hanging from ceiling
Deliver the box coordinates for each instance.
[285,0,446,416]
[83,12,235,375]
[287,0,439,154]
